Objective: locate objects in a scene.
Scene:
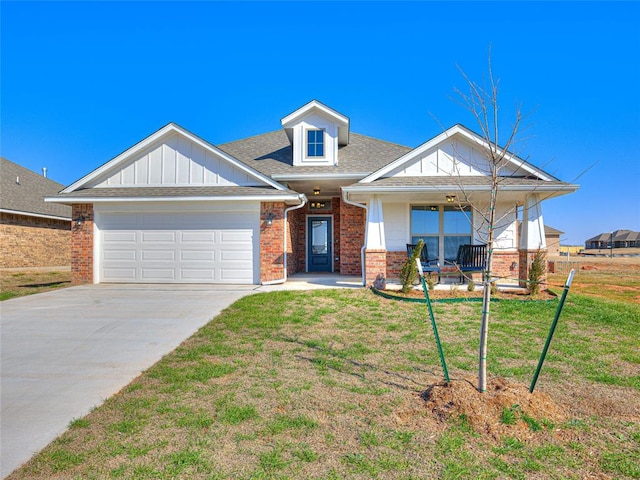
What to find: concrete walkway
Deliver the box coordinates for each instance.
[0,275,363,478]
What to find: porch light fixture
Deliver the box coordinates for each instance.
[446,195,456,203]
[313,188,320,195]
[74,214,85,227]
[265,212,275,227]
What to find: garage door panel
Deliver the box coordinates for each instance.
[141,250,175,261]
[140,268,176,281]
[181,251,215,261]
[100,211,257,284]
[103,231,137,243]
[142,231,176,243]
[104,250,136,261]
[221,268,253,280]
[103,268,137,281]
[181,231,215,242]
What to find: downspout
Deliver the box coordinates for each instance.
[261,194,308,286]
[342,190,368,286]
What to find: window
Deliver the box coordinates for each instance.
[307,129,324,157]
[411,205,472,262]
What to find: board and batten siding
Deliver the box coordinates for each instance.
[93,133,255,187]
[389,138,523,178]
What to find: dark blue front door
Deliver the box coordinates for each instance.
[308,217,332,272]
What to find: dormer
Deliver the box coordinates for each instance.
[281,100,350,167]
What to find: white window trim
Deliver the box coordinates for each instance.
[304,128,326,161]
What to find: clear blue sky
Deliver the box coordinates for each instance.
[2,1,639,245]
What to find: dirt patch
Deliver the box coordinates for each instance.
[422,377,566,440]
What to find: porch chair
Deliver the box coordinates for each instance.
[406,243,441,283]
[452,244,487,283]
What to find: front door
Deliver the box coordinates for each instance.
[308,216,332,272]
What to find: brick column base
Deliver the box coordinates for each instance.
[71,204,94,285]
[519,249,547,290]
[365,249,386,286]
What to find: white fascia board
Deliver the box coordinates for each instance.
[280,100,349,127]
[360,125,556,184]
[0,208,71,221]
[61,123,287,193]
[271,173,366,181]
[342,184,578,194]
[45,194,305,204]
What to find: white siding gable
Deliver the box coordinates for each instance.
[387,136,522,178]
[288,112,339,167]
[91,133,257,188]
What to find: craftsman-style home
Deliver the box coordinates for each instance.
[48,100,578,285]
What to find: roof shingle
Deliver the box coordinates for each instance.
[1,158,71,218]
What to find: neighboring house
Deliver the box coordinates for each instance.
[585,230,640,249]
[47,100,578,285]
[544,225,563,257]
[1,157,71,268]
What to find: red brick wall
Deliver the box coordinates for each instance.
[386,250,406,278]
[0,212,71,268]
[492,251,520,283]
[340,201,365,275]
[260,202,285,283]
[365,249,386,285]
[71,204,94,284]
[519,249,547,289]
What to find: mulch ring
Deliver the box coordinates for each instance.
[421,377,567,440]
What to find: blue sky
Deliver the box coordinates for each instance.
[2,1,639,245]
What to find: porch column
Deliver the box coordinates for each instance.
[364,195,387,285]
[518,194,547,287]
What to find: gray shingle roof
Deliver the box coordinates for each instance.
[218,130,412,177]
[1,157,71,219]
[48,186,300,201]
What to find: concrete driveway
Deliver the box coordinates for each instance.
[0,284,257,478]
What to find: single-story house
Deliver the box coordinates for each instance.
[47,100,578,285]
[544,225,563,257]
[1,157,71,268]
[585,230,640,249]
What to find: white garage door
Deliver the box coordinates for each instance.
[98,211,258,284]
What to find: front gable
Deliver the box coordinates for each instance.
[361,125,556,183]
[62,123,285,193]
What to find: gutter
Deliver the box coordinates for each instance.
[261,194,308,286]
[342,184,579,194]
[341,190,368,287]
[45,194,303,204]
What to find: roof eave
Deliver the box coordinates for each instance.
[45,194,305,205]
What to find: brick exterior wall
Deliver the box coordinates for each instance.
[492,251,520,283]
[365,249,386,285]
[0,212,71,268]
[260,202,285,283]
[71,204,94,284]
[519,249,547,289]
[339,201,365,275]
[386,250,406,278]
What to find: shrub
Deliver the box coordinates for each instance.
[467,280,476,292]
[400,240,424,293]
[528,248,547,295]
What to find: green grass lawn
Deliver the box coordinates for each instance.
[9,289,640,480]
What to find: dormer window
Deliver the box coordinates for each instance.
[307,129,324,157]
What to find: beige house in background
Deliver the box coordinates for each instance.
[0,158,71,268]
[544,225,563,257]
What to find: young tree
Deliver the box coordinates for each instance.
[452,53,526,392]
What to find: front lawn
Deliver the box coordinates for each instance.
[9,289,640,479]
[0,270,71,301]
